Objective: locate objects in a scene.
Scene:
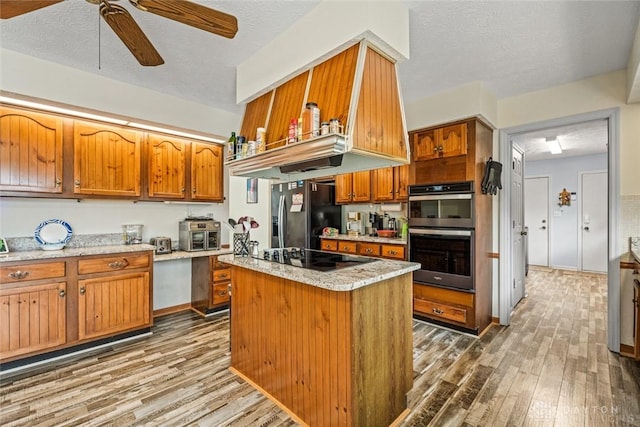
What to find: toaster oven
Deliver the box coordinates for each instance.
[178,218,221,251]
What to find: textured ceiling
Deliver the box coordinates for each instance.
[511,119,609,162]
[0,0,638,159]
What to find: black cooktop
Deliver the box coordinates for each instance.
[261,248,376,272]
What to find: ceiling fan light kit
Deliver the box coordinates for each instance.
[0,0,238,66]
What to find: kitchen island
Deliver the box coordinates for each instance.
[219,253,419,427]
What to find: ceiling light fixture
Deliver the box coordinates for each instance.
[546,137,562,155]
[0,95,226,144]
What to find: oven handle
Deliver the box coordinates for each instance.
[409,228,473,237]
[409,194,473,201]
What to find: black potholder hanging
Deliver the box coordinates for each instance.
[481,157,503,195]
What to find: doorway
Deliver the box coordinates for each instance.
[499,108,620,352]
[579,170,608,273]
[524,176,550,268]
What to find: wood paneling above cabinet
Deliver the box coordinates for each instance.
[267,71,310,148]
[238,91,272,146]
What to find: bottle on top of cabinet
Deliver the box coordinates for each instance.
[256,127,266,152]
[227,132,236,160]
[301,102,320,139]
[288,119,297,144]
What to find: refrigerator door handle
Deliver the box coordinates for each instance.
[278,194,285,248]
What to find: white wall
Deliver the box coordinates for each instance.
[525,154,608,270]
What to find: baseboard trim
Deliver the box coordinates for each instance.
[153,303,192,318]
[620,344,636,358]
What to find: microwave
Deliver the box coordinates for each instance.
[408,181,474,229]
[178,218,221,251]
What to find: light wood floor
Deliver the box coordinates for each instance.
[1,269,639,426]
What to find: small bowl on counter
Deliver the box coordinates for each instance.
[376,229,397,238]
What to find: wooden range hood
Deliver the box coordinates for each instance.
[227,40,410,181]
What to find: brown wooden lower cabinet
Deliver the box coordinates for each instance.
[0,281,67,360]
[0,251,153,365]
[230,266,413,426]
[413,283,478,331]
[320,238,407,261]
[191,255,230,316]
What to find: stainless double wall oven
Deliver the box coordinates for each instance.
[408,181,475,291]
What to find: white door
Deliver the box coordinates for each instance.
[580,171,608,272]
[524,176,549,267]
[511,144,525,307]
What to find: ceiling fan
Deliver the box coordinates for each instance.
[0,0,238,66]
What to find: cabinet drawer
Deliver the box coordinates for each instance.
[213,268,231,282]
[414,297,467,324]
[78,253,150,275]
[211,283,230,305]
[381,244,405,259]
[320,239,338,251]
[338,241,358,254]
[359,243,381,257]
[0,261,66,284]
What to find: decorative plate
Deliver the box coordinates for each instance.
[34,219,72,249]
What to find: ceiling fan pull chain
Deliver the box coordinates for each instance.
[97,3,101,70]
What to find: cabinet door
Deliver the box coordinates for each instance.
[352,170,371,203]
[73,121,141,196]
[335,173,353,204]
[147,133,186,199]
[394,164,409,201]
[413,128,440,161]
[372,167,395,202]
[191,142,223,202]
[78,272,150,340]
[0,106,63,193]
[0,282,66,360]
[440,123,467,157]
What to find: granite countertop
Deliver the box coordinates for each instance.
[321,234,407,245]
[219,254,419,292]
[0,244,156,263]
[154,248,233,262]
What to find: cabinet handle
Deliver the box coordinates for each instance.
[227,283,232,297]
[192,187,197,193]
[217,290,228,297]
[8,271,30,280]
[389,250,398,255]
[365,248,373,254]
[74,180,80,187]
[79,286,86,295]
[218,273,228,279]
[432,307,444,315]
[181,187,185,193]
[59,289,66,298]
[55,178,62,186]
[108,259,129,269]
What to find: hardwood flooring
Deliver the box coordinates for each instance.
[1,268,639,426]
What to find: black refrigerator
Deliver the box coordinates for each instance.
[271,180,342,250]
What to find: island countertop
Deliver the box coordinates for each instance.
[218,253,419,291]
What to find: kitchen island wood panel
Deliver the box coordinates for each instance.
[229,263,413,427]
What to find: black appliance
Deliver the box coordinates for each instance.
[261,247,375,272]
[409,228,474,291]
[271,180,342,250]
[408,181,475,291]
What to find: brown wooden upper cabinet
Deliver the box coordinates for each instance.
[335,170,371,204]
[147,133,187,199]
[191,141,224,202]
[0,106,64,193]
[413,122,467,161]
[73,121,142,197]
[372,164,409,202]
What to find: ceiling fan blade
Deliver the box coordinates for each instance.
[100,2,164,66]
[0,0,63,19]
[131,0,237,39]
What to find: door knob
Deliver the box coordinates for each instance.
[520,231,528,236]
[541,226,546,230]
[584,226,590,231]
[542,219,546,223]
